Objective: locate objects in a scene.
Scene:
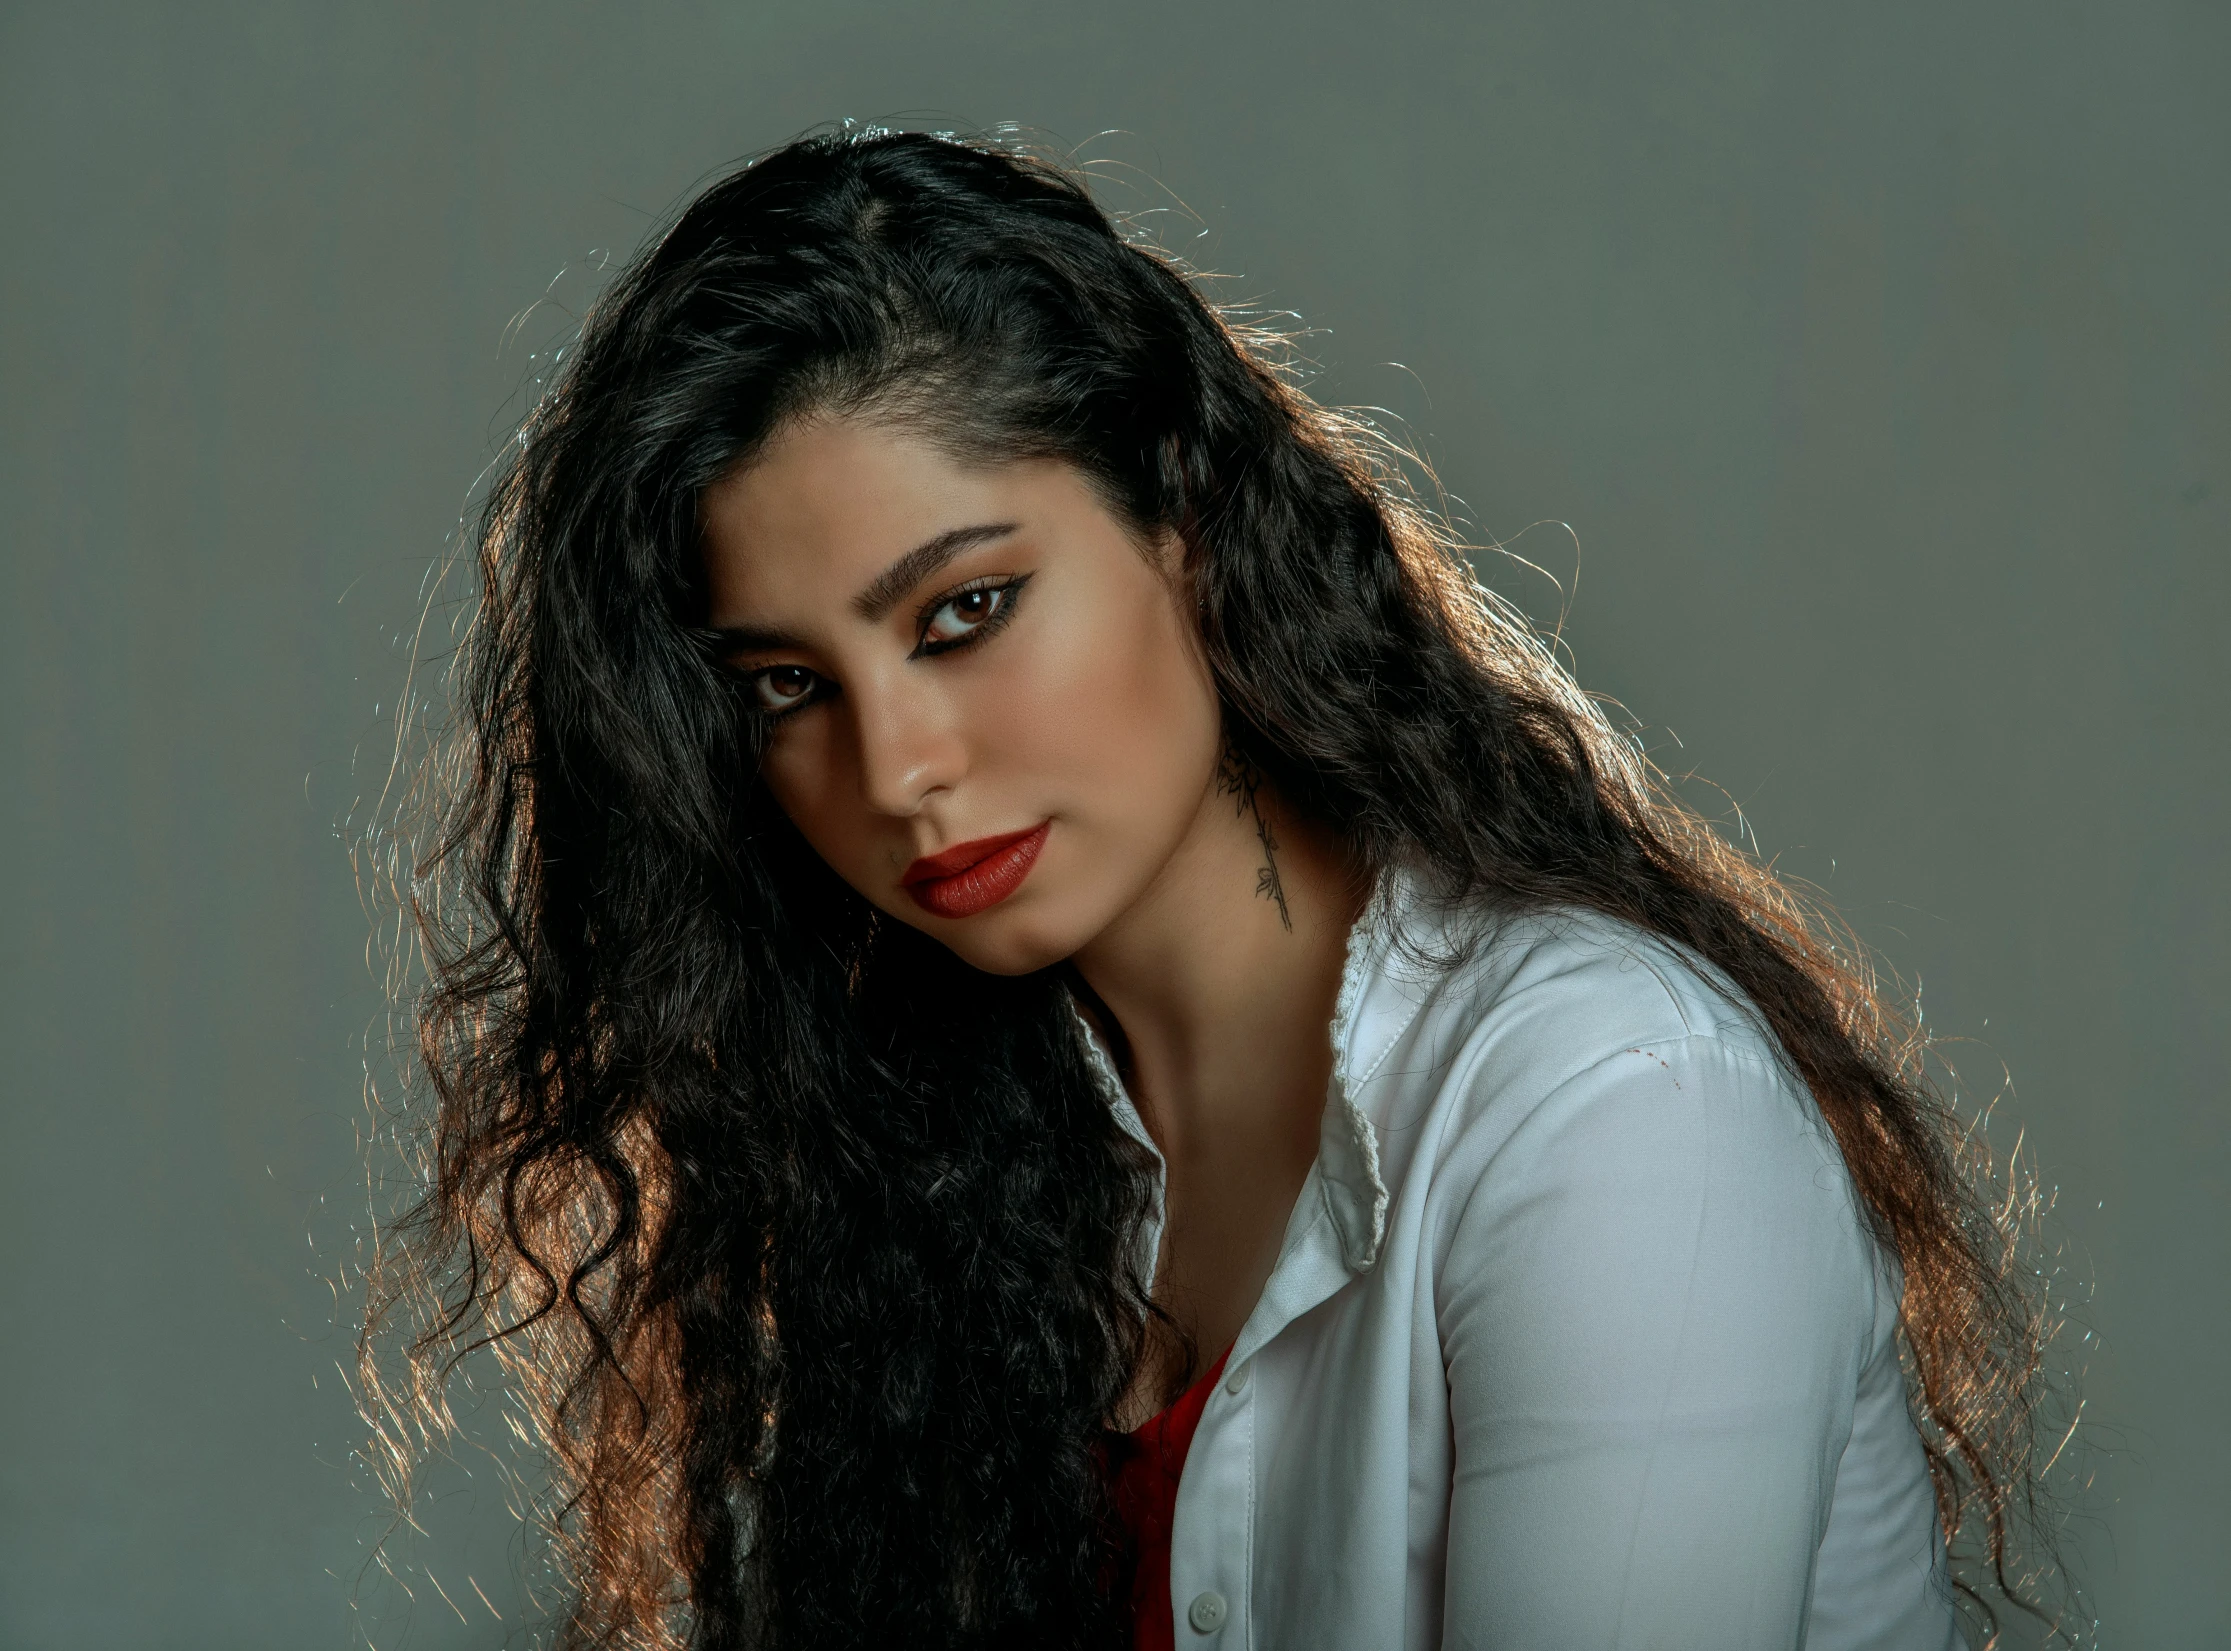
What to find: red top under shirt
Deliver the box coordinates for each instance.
[1104,1344,1233,1651]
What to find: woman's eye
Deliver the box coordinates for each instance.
[750,663,820,715]
[922,585,1009,648]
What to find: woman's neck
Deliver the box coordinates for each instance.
[1071,764,1368,1369]
[1072,773,1363,1141]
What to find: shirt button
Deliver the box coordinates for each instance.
[1187,1590,1229,1633]
[1225,1361,1249,1395]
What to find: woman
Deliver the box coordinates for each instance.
[364,128,2051,1649]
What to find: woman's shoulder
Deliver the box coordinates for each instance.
[1377,896,1788,1085]
[1386,899,1878,1319]
[1368,897,1842,1198]
[1486,903,1777,1050]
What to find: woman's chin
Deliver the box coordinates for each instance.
[916,902,1092,979]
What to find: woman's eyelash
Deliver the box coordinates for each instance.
[733,575,1030,722]
[911,574,1031,656]
[742,662,824,720]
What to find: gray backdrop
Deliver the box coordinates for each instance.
[3,3,2223,1646]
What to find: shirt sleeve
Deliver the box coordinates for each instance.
[1435,1032,1878,1650]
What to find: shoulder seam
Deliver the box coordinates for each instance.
[1433,1029,1832,1277]
[1474,1026,1794,1111]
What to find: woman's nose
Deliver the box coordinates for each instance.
[850,678,968,817]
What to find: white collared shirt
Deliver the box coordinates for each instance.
[1077,870,1963,1650]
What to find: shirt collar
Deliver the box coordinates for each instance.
[1069,857,1436,1285]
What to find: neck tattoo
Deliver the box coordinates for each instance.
[1215,746,1293,931]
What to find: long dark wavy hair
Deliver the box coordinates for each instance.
[359,126,2061,1649]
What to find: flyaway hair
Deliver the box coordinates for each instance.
[358,127,2066,1649]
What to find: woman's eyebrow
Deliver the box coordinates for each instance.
[851,522,1019,621]
[699,620,804,656]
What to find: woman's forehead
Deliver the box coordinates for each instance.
[699,422,1080,625]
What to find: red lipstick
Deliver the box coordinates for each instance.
[901,821,1051,919]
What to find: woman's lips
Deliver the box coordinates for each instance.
[901,821,1051,919]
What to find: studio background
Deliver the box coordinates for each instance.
[3,3,2222,1646]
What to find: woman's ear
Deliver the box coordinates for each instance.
[1148,524,1201,608]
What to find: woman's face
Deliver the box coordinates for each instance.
[699,416,1225,976]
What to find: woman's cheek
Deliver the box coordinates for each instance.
[976,613,1138,811]
[999,581,1217,842]
[761,719,877,884]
